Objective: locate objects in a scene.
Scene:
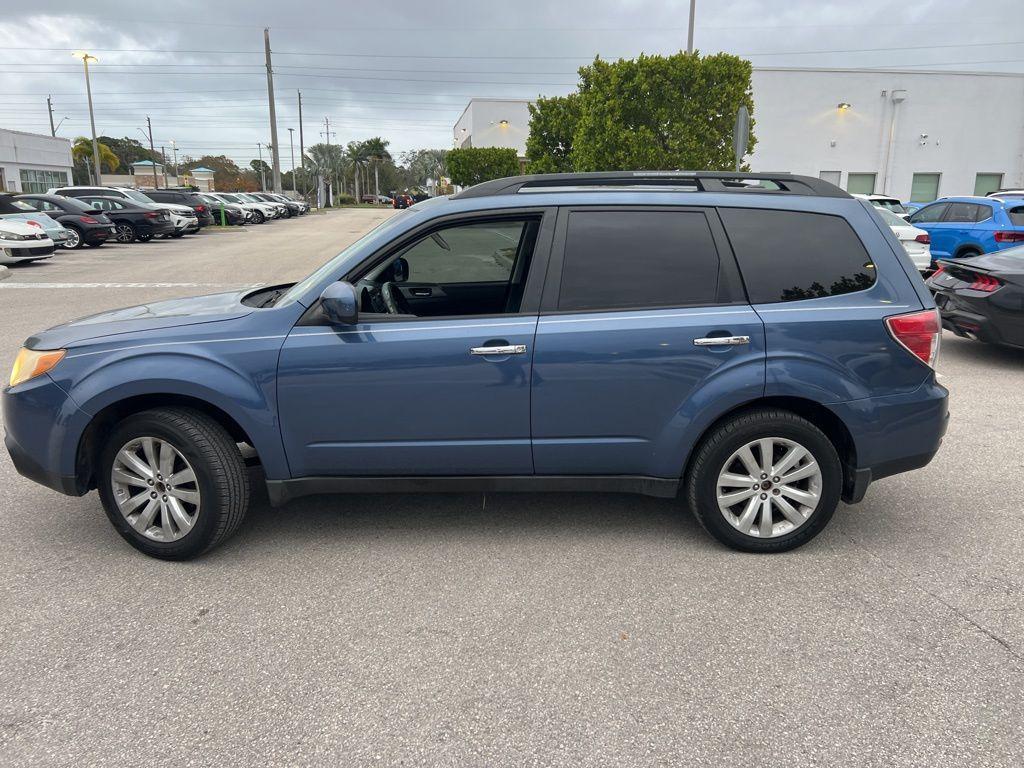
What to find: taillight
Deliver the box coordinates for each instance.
[78,215,98,224]
[969,274,1001,292]
[885,309,941,368]
[144,211,158,219]
[931,265,944,277]
[195,205,206,212]
[994,231,1024,243]
[915,233,930,244]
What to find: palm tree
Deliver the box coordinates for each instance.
[361,137,391,201]
[305,143,343,206]
[71,136,119,183]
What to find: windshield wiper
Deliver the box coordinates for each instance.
[259,289,286,308]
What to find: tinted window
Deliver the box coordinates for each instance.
[945,203,983,223]
[558,210,720,311]
[720,208,875,304]
[1008,207,1024,226]
[398,220,525,283]
[909,203,949,224]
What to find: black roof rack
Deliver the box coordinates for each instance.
[453,171,850,199]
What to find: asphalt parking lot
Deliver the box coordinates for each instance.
[1,208,1023,767]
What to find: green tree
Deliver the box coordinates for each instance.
[71,136,120,176]
[361,137,391,199]
[526,51,755,173]
[447,147,519,188]
[401,149,449,191]
[96,136,160,169]
[305,143,344,205]
[179,155,245,192]
[525,94,579,173]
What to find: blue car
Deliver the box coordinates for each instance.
[3,172,949,559]
[908,195,1024,261]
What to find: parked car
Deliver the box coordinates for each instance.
[903,201,929,215]
[265,192,309,214]
[853,193,910,219]
[14,194,116,249]
[249,193,291,218]
[253,192,303,217]
[145,189,216,227]
[874,206,931,272]
[0,219,54,264]
[197,194,247,225]
[2,171,949,560]
[987,190,1024,201]
[927,246,1024,349]
[75,196,175,243]
[907,196,1024,260]
[208,192,272,224]
[234,193,283,220]
[0,194,72,247]
[392,193,413,209]
[49,186,199,238]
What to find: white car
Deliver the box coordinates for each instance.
[875,207,931,272]
[0,220,55,264]
[235,193,283,220]
[47,185,198,237]
[208,193,275,224]
[853,193,911,220]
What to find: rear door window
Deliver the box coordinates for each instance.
[720,208,875,304]
[556,210,721,311]
[944,203,983,223]
[909,203,949,224]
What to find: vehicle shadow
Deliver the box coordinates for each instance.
[942,333,1024,368]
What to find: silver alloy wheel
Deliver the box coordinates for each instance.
[62,228,80,249]
[110,437,201,542]
[115,224,134,243]
[716,437,822,538]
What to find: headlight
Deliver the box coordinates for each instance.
[2,233,28,241]
[9,348,66,388]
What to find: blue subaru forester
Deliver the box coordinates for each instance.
[3,172,949,559]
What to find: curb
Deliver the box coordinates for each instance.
[0,266,9,282]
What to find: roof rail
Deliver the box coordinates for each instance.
[453,171,851,199]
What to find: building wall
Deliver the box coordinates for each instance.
[748,68,1024,200]
[453,99,533,156]
[0,129,73,192]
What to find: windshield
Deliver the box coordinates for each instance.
[876,208,906,227]
[873,199,907,214]
[121,189,155,204]
[218,193,241,203]
[277,212,410,305]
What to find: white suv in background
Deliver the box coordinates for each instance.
[48,186,199,238]
[207,193,276,224]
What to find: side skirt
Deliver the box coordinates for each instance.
[265,475,681,507]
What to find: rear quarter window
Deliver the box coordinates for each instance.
[1008,206,1024,226]
[720,208,876,304]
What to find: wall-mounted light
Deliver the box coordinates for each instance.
[837,102,852,111]
[499,119,509,127]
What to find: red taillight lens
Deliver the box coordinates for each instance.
[78,215,98,224]
[144,211,158,219]
[969,274,1001,292]
[931,265,944,277]
[994,231,1024,243]
[915,233,930,244]
[195,205,206,212]
[885,309,941,368]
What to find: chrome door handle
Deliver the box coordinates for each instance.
[470,344,527,356]
[693,335,750,347]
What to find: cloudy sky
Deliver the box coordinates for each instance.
[0,0,1018,170]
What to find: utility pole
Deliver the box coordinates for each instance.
[169,140,179,181]
[687,0,696,53]
[73,52,102,185]
[257,143,267,191]
[321,116,334,146]
[297,90,305,167]
[264,27,282,193]
[47,96,56,137]
[287,127,296,193]
[145,116,158,188]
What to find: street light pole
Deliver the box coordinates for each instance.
[687,0,696,54]
[72,52,101,185]
[169,139,179,182]
[264,28,282,193]
[287,127,296,193]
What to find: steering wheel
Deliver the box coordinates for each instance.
[379,282,411,315]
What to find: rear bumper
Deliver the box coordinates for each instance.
[831,376,949,503]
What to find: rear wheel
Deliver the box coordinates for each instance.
[251,210,265,224]
[957,247,981,259]
[97,408,250,560]
[113,222,136,243]
[62,226,83,249]
[686,408,842,553]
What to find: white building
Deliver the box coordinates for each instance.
[0,128,73,193]
[454,67,1024,201]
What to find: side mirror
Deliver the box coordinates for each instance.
[320,281,359,325]
[391,257,409,283]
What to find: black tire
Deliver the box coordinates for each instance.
[685,408,842,553]
[251,210,265,224]
[97,408,250,560]
[86,241,103,248]
[957,248,981,259]
[171,231,185,238]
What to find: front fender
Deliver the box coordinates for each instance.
[49,341,290,480]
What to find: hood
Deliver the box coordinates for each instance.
[161,202,197,214]
[0,219,52,238]
[1,212,63,233]
[26,289,255,350]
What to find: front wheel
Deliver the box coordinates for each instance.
[62,226,83,249]
[97,408,250,560]
[685,408,842,553]
[251,210,265,224]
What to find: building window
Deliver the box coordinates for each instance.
[19,168,68,194]
[910,173,941,202]
[819,171,841,187]
[846,173,876,195]
[974,173,1003,197]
